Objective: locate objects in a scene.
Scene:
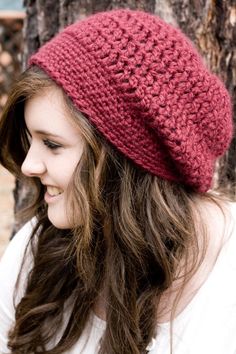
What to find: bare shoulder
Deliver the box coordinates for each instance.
[194,195,236,248]
[157,196,236,323]
[193,196,236,278]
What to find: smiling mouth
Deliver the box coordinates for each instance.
[47,186,63,197]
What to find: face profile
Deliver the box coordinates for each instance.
[21,86,84,229]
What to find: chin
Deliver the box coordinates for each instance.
[50,220,70,229]
[48,213,71,229]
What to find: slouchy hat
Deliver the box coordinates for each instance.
[29,9,232,192]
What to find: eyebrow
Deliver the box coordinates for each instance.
[31,129,63,139]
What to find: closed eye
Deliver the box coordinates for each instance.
[43,139,61,150]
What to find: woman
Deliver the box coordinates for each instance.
[0,9,235,354]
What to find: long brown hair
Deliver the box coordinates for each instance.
[0,67,222,353]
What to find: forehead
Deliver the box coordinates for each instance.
[24,87,81,141]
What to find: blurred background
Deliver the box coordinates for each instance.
[0,0,24,258]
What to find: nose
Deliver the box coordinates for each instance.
[21,148,46,177]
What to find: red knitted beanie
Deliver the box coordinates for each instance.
[29,9,233,192]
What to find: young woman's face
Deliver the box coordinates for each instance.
[21,87,84,229]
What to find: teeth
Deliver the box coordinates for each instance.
[47,186,63,196]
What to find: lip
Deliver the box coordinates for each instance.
[44,191,63,203]
[44,185,63,204]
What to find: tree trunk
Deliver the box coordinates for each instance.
[0,18,23,113]
[14,0,235,232]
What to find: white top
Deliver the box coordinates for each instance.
[1,203,236,354]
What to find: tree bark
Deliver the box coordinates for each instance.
[0,18,23,113]
[14,0,235,232]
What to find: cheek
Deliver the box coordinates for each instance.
[48,139,83,188]
[51,156,79,189]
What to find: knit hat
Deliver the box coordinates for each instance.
[29,9,233,192]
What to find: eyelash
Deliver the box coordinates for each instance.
[43,139,61,150]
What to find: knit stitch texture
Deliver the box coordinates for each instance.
[29,9,233,192]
